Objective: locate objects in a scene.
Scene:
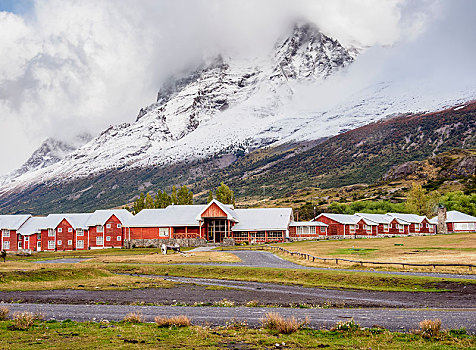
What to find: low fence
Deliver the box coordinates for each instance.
[241,245,475,272]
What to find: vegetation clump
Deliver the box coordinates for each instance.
[154,315,191,328]
[330,319,360,333]
[0,307,9,321]
[415,319,442,339]
[11,312,35,330]
[261,312,308,334]
[123,312,144,324]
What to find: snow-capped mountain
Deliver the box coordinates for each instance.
[1,22,475,197]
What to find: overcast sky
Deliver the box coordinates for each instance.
[0,0,474,175]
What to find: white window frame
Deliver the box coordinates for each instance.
[76,229,84,236]
[18,241,22,249]
[349,225,356,234]
[398,224,404,233]
[3,241,9,250]
[383,224,389,232]
[57,228,62,233]
[48,241,55,249]
[96,236,104,246]
[67,240,72,245]
[48,229,55,237]
[320,226,326,233]
[116,236,122,241]
[414,223,420,232]
[57,240,62,246]
[159,228,170,237]
[106,236,111,241]
[76,240,84,249]
[106,224,111,229]
[2,229,10,237]
[68,228,73,232]
[117,224,122,228]
[96,225,104,233]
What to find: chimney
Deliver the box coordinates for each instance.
[437,205,447,234]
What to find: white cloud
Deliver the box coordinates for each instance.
[0,0,457,174]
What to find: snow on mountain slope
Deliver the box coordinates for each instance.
[1,22,475,195]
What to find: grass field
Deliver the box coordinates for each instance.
[87,251,240,264]
[258,233,476,274]
[106,263,474,292]
[0,317,473,349]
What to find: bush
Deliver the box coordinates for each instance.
[0,307,9,320]
[154,315,191,327]
[12,312,35,330]
[214,299,235,307]
[417,319,441,338]
[449,327,467,336]
[123,312,144,324]
[261,312,308,334]
[331,319,360,332]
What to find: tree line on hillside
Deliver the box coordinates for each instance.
[128,182,235,214]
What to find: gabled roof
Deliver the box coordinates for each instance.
[195,200,239,222]
[431,210,476,223]
[86,209,133,227]
[127,205,207,227]
[290,221,328,227]
[355,213,393,224]
[0,214,31,230]
[44,213,92,229]
[314,213,361,225]
[232,208,292,231]
[386,213,427,224]
[17,217,47,236]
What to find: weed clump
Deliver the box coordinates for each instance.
[261,312,308,334]
[214,298,235,307]
[11,312,35,330]
[331,319,360,333]
[0,307,9,320]
[123,312,144,324]
[416,319,442,338]
[154,315,191,328]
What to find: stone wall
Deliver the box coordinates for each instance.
[124,238,207,248]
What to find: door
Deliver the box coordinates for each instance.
[37,241,41,251]
[77,240,84,249]
[24,236,29,250]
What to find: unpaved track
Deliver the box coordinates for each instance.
[4,303,476,333]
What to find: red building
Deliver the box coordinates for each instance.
[0,215,31,252]
[85,210,133,249]
[287,222,328,240]
[430,210,476,233]
[313,213,378,238]
[386,213,433,235]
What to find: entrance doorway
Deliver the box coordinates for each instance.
[206,219,227,243]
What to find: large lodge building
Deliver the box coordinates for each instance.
[0,199,473,253]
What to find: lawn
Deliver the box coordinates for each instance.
[258,233,476,274]
[86,251,240,264]
[0,318,473,349]
[106,263,474,292]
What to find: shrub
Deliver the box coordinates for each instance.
[418,319,442,338]
[245,300,259,307]
[154,315,191,327]
[331,319,360,332]
[214,298,235,307]
[0,307,9,320]
[12,312,35,330]
[123,312,144,324]
[261,312,308,334]
[449,328,467,336]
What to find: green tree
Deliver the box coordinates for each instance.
[145,192,154,209]
[439,191,476,216]
[133,192,145,214]
[215,182,235,205]
[405,183,439,217]
[177,185,193,205]
[171,185,177,205]
[154,190,171,208]
[207,190,214,203]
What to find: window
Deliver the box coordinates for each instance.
[37,232,41,239]
[117,224,122,228]
[57,240,62,245]
[2,241,9,250]
[2,229,10,237]
[349,225,356,234]
[48,241,55,249]
[415,224,420,232]
[383,224,389,232]
[366,225,372,233]
[425,223,429,228]
[106,236,111,241]
[18,241,22,249]
[57,228,62,233]
[77,229,84,236]
[398,224,404,233]
[77,240,84,249]
[268,231,283,239]
[320,226,326,233]
[96,225,104,233]
[117,236,122,241]
[159,228,169,237]
[389,224,393,228]
[96,236,104,246]
[48,229,55,237]
[68,228,73,232]
[67,240,72,245]
[106,224,111,229]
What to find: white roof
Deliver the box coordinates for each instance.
[355,213,393,224]
[429,217,438,224]
[17,217,47,236]
[431,210,476,223]
[127,205,207,227]
[290,221,328,227]
[195,200,239,222]
[232,208,292,232]
[86,209,133,227]
[314,213,361,225]
[386,213,427,224]
[0,214,31,230]
[44,213,92,229]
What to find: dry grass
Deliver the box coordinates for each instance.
[11,312,35,330]
[0,307,9,320]
[154,315,191,327]
[416,319,442,338]
[273,233,476,274]
[123,312,144,323]
[88,251,241,264]
[261,312,308,334]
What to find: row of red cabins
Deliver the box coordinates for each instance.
[1,200,474,252]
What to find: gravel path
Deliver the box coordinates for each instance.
[178,250,476,280]
[33,258,89,264]
[4,303,476,333]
